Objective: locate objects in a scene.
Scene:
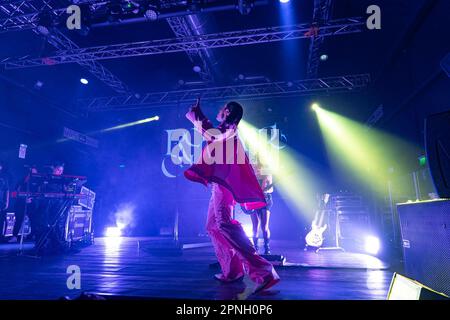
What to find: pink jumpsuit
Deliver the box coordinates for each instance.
[184,104,279,284]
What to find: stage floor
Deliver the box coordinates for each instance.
[0,237,393,300]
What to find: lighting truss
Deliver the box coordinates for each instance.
[2,17,365,68]
[0,0,269,33]
[306,0,333,77]
[166,15,216,82]
[0,0,96,32]
[0,0,130,93]
[38,28,130,94]
[78,74,371,112]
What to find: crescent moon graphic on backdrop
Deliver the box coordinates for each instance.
[161,158,177,178]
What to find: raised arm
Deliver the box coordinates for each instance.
[186,98,222,142]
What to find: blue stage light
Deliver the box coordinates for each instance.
[280,0,290,3]
[365,236,381,255]
[105,227,122,238]
[80,78,89,85]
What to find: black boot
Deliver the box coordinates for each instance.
[264,238,271,255]
[253,237,259,252]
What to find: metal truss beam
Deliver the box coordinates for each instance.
[306,0,333,77]
[2,18,365,68]
[0,0,96,32]
[0,0,270,33]
[166,15,216,82]
[78,74,371,112]
[37,28,130,94]
[0,0,130,93]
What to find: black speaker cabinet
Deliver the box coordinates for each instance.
[425,111,450,198]
[387,273,448,300]
[397,200,450,296]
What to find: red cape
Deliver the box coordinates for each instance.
[184,105,266,210]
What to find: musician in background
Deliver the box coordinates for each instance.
[34,161,66,247]
[250,162,273,255]
[51,161,65,177]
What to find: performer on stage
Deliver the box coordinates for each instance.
[184,99,280,293]
[250,162,273,255]
[34,161,66,252]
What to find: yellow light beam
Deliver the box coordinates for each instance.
[314,105,421,195]
[239,119,323,217]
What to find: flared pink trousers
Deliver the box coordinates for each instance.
[206,183,279,284]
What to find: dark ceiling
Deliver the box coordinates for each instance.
[0,0,432,99]
[0,0,448,138]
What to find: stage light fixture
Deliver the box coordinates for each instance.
[320,54,329,61]
[280,0,290,3]
[105,227,122,238]
[238,0,254,15]
[80,78,89,85]
[34,80,44,89]
[193,65,202,73]
[311,103,320,111]
[364,236,380,255]
[37,10,56,35]
[101,115,159,132]
[144,8,158,21]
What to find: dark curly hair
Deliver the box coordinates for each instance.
[224,101,244,126]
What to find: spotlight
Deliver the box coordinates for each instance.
[242,223,253,238]
[320,54,329,61]
[101,116,159,132]
[80,78,89,85]
[238,0,253,15]
[36,25,50,36]
[364,236,381,255]
[280,0,290,3]
[105,227,122,238]
[311,103,320,112]
[193,65,202,73]
[34,80,44,89]
[144,8,158,21]
[37,10,56,35]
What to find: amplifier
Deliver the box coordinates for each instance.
[397,199,450,296]
[2,212,16,237]
[65,205,93,243]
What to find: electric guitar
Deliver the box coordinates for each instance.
[305,193,330,248]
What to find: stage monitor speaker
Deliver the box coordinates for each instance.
[397,200,450,296]
[425,111,450,198]
[387,273,448,300]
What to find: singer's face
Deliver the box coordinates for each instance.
[216,105,230,122]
